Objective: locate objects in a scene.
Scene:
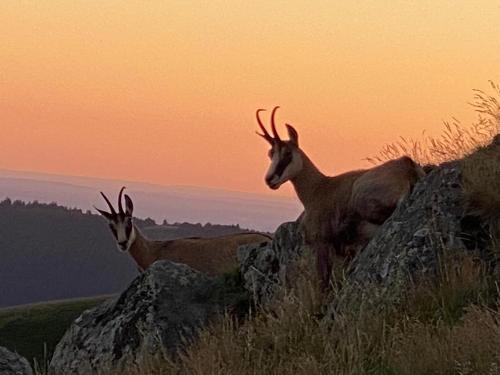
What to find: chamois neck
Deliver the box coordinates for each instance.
[127,225,152,271]
[291,150,327,208]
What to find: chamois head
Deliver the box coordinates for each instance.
[256,106,303,190]
[95,187,136,252]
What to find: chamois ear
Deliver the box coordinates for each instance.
[124,194,134,216]
[285,124,299,146]
[94,206,114,221]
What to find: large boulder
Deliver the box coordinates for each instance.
[49,260,231,374]
[330,160,493,316]
[0,346,33,375]
[238,151,497,319]
[238,221,305,304]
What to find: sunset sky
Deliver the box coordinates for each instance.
[1,1,499,196]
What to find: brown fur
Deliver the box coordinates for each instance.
[129,229,272,275]
[292,150,424,287]
[96,187,273,276]
[256,107,425,288]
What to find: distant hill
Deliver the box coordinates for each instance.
[0,169,302,232]
[0,296,108,367]
[0,199,261,308]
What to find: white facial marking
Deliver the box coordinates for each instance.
[116,224,128,244]
[111,219,136,252]
[126,226,136,251]
[266,147,303,189]
[265,149,282,185]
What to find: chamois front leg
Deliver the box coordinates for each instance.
[316,244,333,290]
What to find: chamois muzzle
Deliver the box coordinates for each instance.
[118,241,128,251]
[265,175,281,190]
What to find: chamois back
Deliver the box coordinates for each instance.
[152,232,272,276]
[96,187,272,275]
[351,156,424,224]
[301,156,424,256]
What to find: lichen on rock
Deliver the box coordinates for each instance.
[49,261,225,375]
[0,346,33,375]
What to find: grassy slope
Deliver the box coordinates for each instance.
[0,296,109,366]
[115,85,500,375]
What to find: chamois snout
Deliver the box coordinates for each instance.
[265,174,281,190]
[118,240,129,251]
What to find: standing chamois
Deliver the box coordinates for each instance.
[256,106,424,288]
[95,187,271,275]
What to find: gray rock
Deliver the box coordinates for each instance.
[330,163,475,316]
[0,346,33,375]
[238,221,305,303]
[49,261,225,374]
[238,160,492,320]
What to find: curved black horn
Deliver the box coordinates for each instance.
[256,109,273,144]
[94,206,114,220]
[100,192,116,216]
[270,106,281,141]
[118,186,126,215]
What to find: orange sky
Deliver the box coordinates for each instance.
[1,1,499,196]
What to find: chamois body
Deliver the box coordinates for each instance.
[96,187,271,276]
[256,107,424,287]
[295,152,423,261]
[128,228,271,275]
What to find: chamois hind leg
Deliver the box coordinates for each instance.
[316,244,333,291]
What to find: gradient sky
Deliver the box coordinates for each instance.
[1,1,499,196]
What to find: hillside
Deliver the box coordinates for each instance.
[0,199,258,307]
[0,297,108,367]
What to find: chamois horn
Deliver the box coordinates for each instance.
[270,106,282,142]
[100,192,116,216]
[118,186,126,215]
[256,109,274,144]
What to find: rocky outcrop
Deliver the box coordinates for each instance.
[49,261,232,375]
[238,156,497,318]
[49,222,305,373]
[237,221,305,304]
[0,346,33,375]
[49,139,498,372]
[330,159,495,316]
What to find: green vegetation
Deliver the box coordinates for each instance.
[0,296,108,369]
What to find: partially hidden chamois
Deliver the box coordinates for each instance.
[256,106,425,287]
[95,187,272,275]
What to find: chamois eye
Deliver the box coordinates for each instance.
[268,149,274,159]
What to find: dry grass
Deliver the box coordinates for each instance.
[388,306,500,375]
[458,83,500,243]
[367,81,500,166]
[404,251,490,325]
[110,245,500,375]
[461,137,500,224]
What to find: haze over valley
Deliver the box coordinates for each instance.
[0,169,302,233]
